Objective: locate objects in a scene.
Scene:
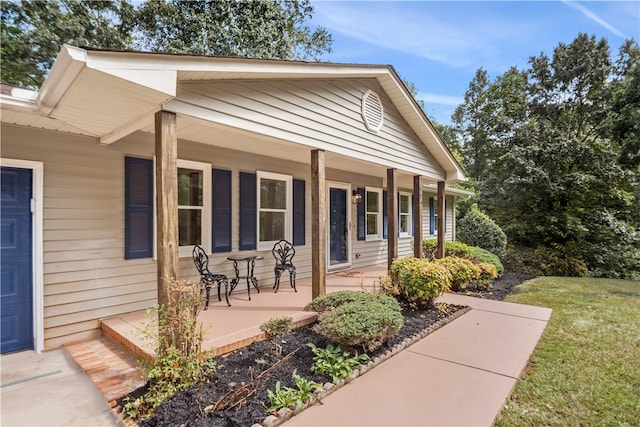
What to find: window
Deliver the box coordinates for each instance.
[365,187,383,240]
[257,171,292,250]
[177,160,211,257]
[399,192,412,237]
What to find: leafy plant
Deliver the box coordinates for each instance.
[475,262,499,289]
[432,256,481,292]
[304,290,398,315]
[307,343,370,383]
[388,256,452,308]
[468,246,504,275]
[457,204,507,257]
[313,298,403,352]
[262,372,320,414]
[121,279,215,421]
[422,239,474,260]
[260,316,293,356]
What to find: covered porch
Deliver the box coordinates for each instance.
[101,264,388,362]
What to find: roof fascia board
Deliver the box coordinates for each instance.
[0,94,37,112]
[423,183,474,198]
[85,50,388,80]
[385,69,466,182]
[37,45,87,115]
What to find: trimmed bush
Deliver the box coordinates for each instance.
[468,246,504,275]
[476,262,499,289]
[389,256,451,308]
[313,298,403,352]
[457,204,507,257]
[304,290,399,316]
[422,239,473,260]
[433,256,481,292]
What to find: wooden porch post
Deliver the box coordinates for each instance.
[436,180,445,259]
[155,110,179,306]
[387,168,398,272]
[311,149,326,299]
[413,175,423,258]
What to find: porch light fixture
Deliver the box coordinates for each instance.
[352,190,362,204]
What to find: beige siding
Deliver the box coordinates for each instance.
[1,123,456,350]
[422,193,456,243]
[176,79,445,179]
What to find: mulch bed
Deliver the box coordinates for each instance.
[125,273,534,427]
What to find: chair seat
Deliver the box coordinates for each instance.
[272,240,297,293]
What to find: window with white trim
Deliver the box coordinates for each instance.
[399,191,412,237]
[177,159,211,257]
[366,187,383,240]
[257,171,292,250]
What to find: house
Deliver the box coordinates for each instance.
[0,45,467,354]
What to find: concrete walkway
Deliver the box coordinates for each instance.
[284,293,552,427]
[0,289,551,427]
[1,348,120,426]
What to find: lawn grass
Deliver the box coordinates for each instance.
[496,277,640,427]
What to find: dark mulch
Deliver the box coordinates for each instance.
[458,273,536,301]
[127,273,533,427]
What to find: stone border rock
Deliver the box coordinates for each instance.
[252,305,472,427]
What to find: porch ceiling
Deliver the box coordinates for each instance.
[139,114,391,179]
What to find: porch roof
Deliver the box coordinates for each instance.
[1,45,466,182]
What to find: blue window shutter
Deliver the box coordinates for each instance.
[293,179,305,246]
[383,190,388,239]
[429,197,435,235]
[124,157,153,259]
[212,169,232,253]
[357,187,365,241]
[239,172,256,250]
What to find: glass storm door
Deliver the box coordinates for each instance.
[328,183,351,270]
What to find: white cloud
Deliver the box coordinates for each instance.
[312,2,527,69]
[562,0,628,38]
[418,92,463,107]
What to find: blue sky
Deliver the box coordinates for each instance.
[309,1,640,124]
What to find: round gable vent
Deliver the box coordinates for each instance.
[361,89,384,133]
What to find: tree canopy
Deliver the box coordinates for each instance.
[453,34,640,279]
[0,0,332,88]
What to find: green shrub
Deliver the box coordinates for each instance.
[505,246,588,277]
[260,316,293,356]
[433,256,481,292]
[122,280,214,421]
[313,298,403,352]
[468,246,504,275]
[305,290,399,316]
[307,343,369,383]
[422,239,473,260]
[476,262,499,289]
[457,204,507,257]
[389,256,451,308]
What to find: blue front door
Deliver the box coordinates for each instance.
[1,166,34,353]
[329,187,350,268]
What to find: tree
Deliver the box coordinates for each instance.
[452,68,495,181]
[1,0,136,88]
[453,34,640,279]
[1,0,332,88]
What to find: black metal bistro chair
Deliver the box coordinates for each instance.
[272,239,297,293]
[192,244,230,308]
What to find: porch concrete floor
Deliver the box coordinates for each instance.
[100,264,389,362]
